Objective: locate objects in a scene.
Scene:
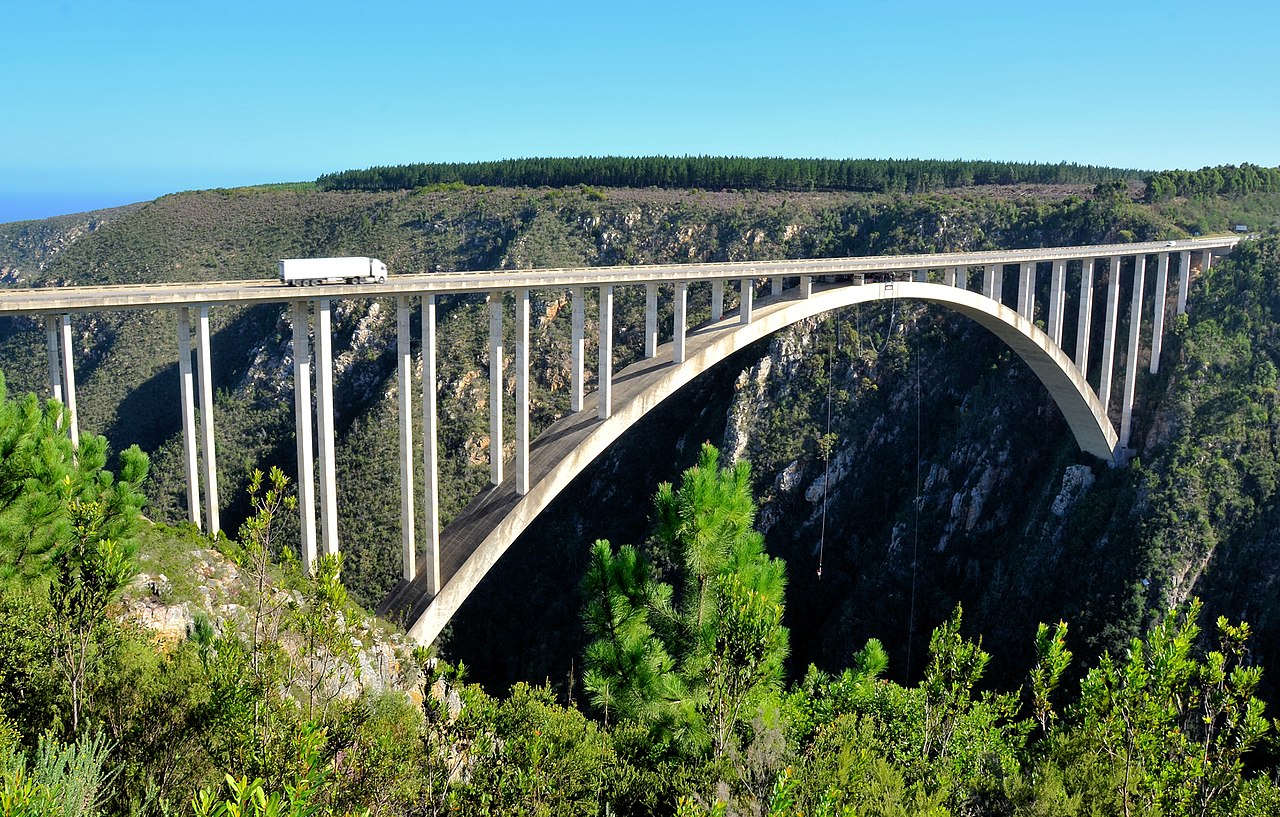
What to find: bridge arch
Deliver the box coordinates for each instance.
[400,279,1116,645]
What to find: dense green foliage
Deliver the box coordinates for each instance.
[316,156,1144,195]
[583,444,788,778]
[1145,163,1280,203]
[1,381,1279,813]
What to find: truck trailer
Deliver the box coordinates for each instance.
[278,257,388,286]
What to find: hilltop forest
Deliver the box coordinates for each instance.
[1,163,1280,814]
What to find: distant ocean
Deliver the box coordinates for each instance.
[0,192,146,224]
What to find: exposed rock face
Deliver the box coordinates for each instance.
[119,544,420,698]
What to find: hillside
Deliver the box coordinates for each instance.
[1,179,1279,702]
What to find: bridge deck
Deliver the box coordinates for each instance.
[377,288,797,625]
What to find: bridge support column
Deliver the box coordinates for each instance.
[1075,259,1095,380]
[711,280,724,322]
[740,278,754,324]
[1018,262,1035,320]
[1149,253,1170,374]
[316,299,338,557]
[644,283,658,358]
[673,282,688,363]
[1048,260,1066,344]
[1202,249,1213,272]
[1176,250,1191,315]
[516,288,531,492]
[944,267,957,287]
[799,275,812,298]
[1119,255,1147,449]
[956,267,968,291]
[421,295,441,594]
[1098,256,1122,413]
[489,292,504,485]
[177,308,200,527]
[196,306,218,535]
[291,301,316,572]
[45,317,62,406]
[598,285,613,419]
[772,276,783,296]
[397,297,415,578]
[58,315,79,446]
[571,287,585,411]
[914,269,928,283]
[983,265,998,300]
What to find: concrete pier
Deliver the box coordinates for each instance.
[740,278,754,324]
[571,287,585,411]
[673,282,688,363]
[1149,253,1170,374]
[177,308,200,526]
[711,280,724,322]
[644,283,658,358]
[317,299,337,557]
[1018,262,1035,320]
[45,317,62,406]
[1177,250,1191,315]
[516,288,531,492]
[1119,255,1147,449]
[58,315,78,446]
[799,275,813,298]
[422,295,441,593]
[291,301,316,572]
[489,293,503,485]
[1075,259,1095,380]
[1098,256,1122,412]
[598,285,613,419]
[196,306,218,535]
[397,297,415,578]
[1048,260,1066,344]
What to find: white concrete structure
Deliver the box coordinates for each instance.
[196,306,218,535]
[1098,256,1122,411]
[1150,253,1170,374]
[9,238,1241,627]
[316,300,337,557]
[1075,259,1095,380]
[598,286,612,420]
[396,278,1123,648]
[516,289,531,492]
[292,301,316,571]
[571,287,585,411]
[421,295,441,593]
[176,309,199,526]
[488,293,503,485]
[397,298,415,579]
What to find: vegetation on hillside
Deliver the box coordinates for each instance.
[1145,163,1280,202]
[3,412,1280,814]
[315,156,1144,195]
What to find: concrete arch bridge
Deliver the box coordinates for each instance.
[0,237,1239,645]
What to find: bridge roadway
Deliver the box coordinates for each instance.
[0,237,1236,315]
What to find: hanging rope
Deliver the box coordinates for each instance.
[858,298,896,355]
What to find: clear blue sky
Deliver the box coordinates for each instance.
[3,0,1277,223]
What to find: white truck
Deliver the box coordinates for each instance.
[278,257,388,286]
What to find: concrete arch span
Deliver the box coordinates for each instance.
[399,279,1117,645]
